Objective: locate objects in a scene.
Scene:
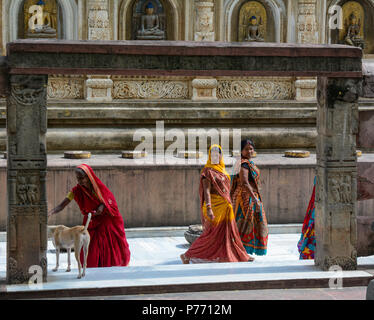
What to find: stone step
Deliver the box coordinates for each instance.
[1,261,373,299]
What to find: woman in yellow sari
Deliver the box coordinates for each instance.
[180,144,251,264]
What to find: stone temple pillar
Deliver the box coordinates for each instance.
[6,74,48,284]
[315,76,361,271]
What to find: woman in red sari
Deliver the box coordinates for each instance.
[48,164,131,267]
[180,144,250,264]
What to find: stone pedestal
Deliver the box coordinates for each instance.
[295,77,317,101]
[6,75,48,284]
[191,78,217,101]
[194,1,215,41]
[85,75,113,102]
[315,77,361,271]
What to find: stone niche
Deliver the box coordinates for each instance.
[231,0,278,42]
[329,0,374,54]
[126,0,175,40]
[17,0,64,39]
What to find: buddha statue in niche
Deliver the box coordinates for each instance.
[136,2,165,40]
[26,0,57,38]
[244,15,264,42]
[344,13,365,49]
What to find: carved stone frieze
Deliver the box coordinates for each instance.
[47,75,84,99]
[112,78,189,99]
[217,77,295,100]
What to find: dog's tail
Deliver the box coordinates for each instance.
[83,213,92,232]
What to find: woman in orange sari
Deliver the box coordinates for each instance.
[48,164,131,268]
[231,139,268,258]
[180,144,251,264]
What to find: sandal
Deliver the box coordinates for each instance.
[248,255,255,262]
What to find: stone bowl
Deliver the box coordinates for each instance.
[64,151,91,159]
[184,224,203,244]
[284,150,310,158]
[122,150,147,159]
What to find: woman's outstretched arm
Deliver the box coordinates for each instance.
[48,198,71,217]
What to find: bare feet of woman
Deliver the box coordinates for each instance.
[180,254,190,264]
[248,255,255,262]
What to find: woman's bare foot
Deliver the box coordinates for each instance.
[248,255,255,262]
[180,254,190,264]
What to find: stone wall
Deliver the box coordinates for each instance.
[0,155,373,231]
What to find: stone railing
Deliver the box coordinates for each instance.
[46,74,305,101]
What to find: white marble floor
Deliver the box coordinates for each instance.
[0,233,306,276]
[1,234,373,293]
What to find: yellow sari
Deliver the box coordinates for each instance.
[183,145,250,263]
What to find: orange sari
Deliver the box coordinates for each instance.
[184,145,250,263]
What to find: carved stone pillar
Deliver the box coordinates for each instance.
[86,0,112,102]
[315,76,361,271]
[297,0,318,44]
[296,0,318,101]
[194,1,215,41]
[6,75,48,284]
[87,0,111,40]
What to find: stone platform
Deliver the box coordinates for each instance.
[0,232,373,299]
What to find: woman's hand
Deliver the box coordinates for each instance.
[47,209,55,218]
[207,207,215,220]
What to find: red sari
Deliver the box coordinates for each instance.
[183,145,250,263]
[71,164,131,268]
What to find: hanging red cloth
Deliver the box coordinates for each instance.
[70,164,131,267]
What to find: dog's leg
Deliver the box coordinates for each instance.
[53,248,60,272]
[74,239,83,279]
[82,238,89,278]
[66,248,71,272]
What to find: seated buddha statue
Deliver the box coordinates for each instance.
[344,13,365,49]
[137,2,165,40]
[27,1,56,38]
[244,15,264,42]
